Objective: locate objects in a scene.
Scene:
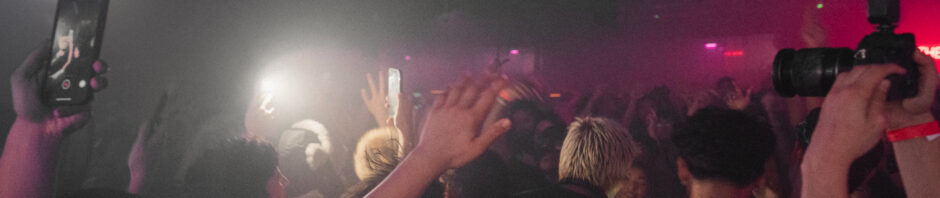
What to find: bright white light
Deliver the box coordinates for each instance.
[260,77,282,93]
[705,43,718,49]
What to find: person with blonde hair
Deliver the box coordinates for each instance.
[515,117,641,198]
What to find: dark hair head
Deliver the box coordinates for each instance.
[184,138,278,198]
[673,108,776,187]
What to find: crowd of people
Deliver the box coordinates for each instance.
[1,37,940,198]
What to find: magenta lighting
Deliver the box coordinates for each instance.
[705,43,718,49]
[404,56,411,60]
[510,49,519,55]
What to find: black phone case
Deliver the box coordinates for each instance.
[42,0,110,105]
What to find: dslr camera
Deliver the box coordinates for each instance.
[773,0,919,100]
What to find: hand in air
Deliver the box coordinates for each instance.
[11,40,109,135]
[413,74,511,168]
[360,70,390,127]
[726,86,752,110]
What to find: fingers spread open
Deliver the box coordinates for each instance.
[360,88,370,103]
[366,73,377,97]
[445,75,470,107]
[472,78,507,114]
[378,70,387,97]
[457,80,481,108]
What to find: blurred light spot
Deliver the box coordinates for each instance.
[405,56,411,61]
[261,77,281,93]
[724,51,744,56]
[510,49,519,55]
[705,43,718,49]
[653,14,660,19]
[430,90,444,95]
[816,3,824,9]
[549,93,562,98]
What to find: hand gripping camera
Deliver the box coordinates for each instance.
[773,0,919,100]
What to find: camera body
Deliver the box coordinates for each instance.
[773,0,919,100]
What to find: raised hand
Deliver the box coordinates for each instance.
[361,70,389,127]
[413,75,512,168]
[11,40,109,135]
[726,86,752,110]
[365,74,512,198]
[1,41,109,198]
[802,7,827,48]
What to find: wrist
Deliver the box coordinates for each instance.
[802,143,853,174]
[888,114,935,130]
[12,118,63,140]
[801,149,851,186]
[408,146,451,174]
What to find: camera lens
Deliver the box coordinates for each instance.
[772,48,854,97]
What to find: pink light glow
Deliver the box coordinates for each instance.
[510,49,519,55]
[705,43,718,49]
[724,51,744,56]
[404,56,411,60]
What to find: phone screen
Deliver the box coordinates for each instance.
[388,68,401,118]
[44,0,109,105]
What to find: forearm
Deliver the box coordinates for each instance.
[366,148,448,198]
[127,170,146,193]
[800,148,851,198]
[892,138,940,198]
[0,119,63,198]
[890,116,940,198]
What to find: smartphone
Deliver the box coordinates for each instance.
[43,0,110,105]
[388,68,401,118]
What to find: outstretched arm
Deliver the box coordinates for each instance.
[365,75,511,198]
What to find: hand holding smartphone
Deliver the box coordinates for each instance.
[43,0,109,105]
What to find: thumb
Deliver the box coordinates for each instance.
[59,111,91,133]
[472,119,511,152]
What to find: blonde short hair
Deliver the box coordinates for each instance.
[558,117,641,190]
[353,127,401,180]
